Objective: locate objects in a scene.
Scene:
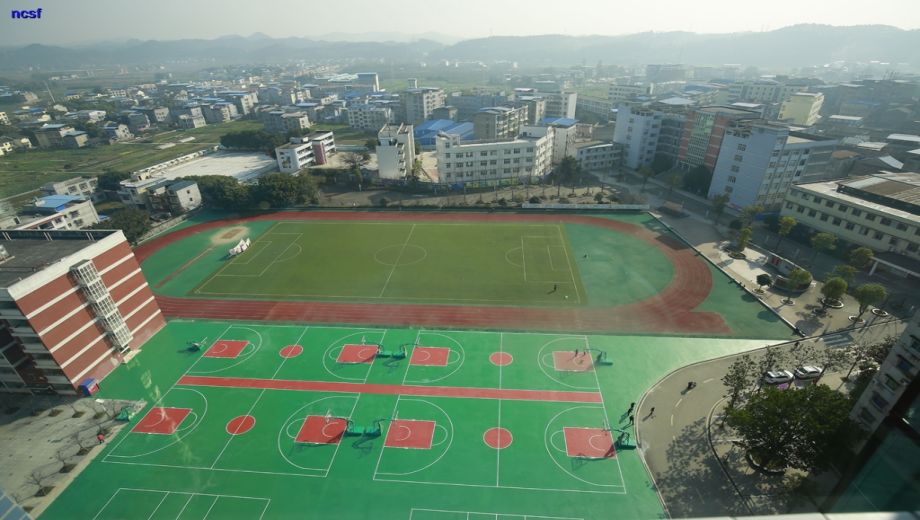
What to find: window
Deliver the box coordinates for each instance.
[503,159,510,164]
[833,218,841,226]
[884,375,901,391]
[785,202,793,209]
[908,243,919,252]
[851,209,862,217]
[513,148,521,154]
[889,237,899,246]
[480,161,487,166]
[870,392,889,411]
[724,186,733,193]
[858,407,875,424]
[734,154,743,162]
[824,200,834,208]
[813,197,822,204]
[845,222,855,231]
[728,175,737,183]
[737,144,747,151]
[866,214,876,221]
[797,206,805,214]
[880,217,892,226]
[860,227,870,236]
[480,151,487,157]
[896,222,908,231]
[874,231,884,240]
[730,165,740,173]
[837,204,848,213]
[895,355,915,375]
[820,214,829,222]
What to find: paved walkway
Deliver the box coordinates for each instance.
[635,318,905,517]
[587,169,917,516]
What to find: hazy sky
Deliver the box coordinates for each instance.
[2,0,919,46]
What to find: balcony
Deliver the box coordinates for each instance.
[0,308,24,319]
[10,326,38,336]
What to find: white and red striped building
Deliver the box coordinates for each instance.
[0,229,164,394]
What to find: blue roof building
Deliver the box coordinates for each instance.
[414,120,474,148]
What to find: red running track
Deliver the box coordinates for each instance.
[141,211,730,335]
[178,375,603,403]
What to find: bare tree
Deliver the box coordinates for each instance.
[722,354,755,411]
[25,469,52,496]
[53,447,77,473]
[789,341,818,368]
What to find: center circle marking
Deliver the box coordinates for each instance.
[279,345,303,358]
[484,427,512,449]
[226,415,256,435]
[489,352,513,366]
[374,244,428,267]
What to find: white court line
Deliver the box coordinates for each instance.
[400,330,423,386]
[557,225,582,304]
[410,509,583,520]
[497,332,504,487]
[373,394,403,479]
[378,224,417,297]
[209,325,310,470]
[378,476,624,495]
[146,491,169,520]
[202,496,220,520]
[586,335,628,493]
[521,236,527,282]
[104,323,235,460]
[102,459,327,478]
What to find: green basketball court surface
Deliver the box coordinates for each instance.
[41,321,775,520]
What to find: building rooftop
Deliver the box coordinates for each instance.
[794,173,920,224]
[857,142,888,152]
[0,230,116,287]
[786,135,814,145]
[539,117,578,127]
[829,115,863,122]
[887,134,920,144]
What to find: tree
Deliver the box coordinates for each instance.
[556,157,582,186]
[666,175,681,200]
[343,151,369,171]
[787,268,813,290]
[250,173,318,208]
[736,226,753,253]
[651,154,673,174]
[755,273,773,291]
[725,385,861,473]
[220,130,285,154]
[853,283,888,320]
[711,193,730,224]
[776,216,797,252]
[185,175,252,209]
[594,192,605,204]
[740,204,764,227]
[810,232,837,264]
[849,247,875,269]
[843,337,895,380]
[832,264,858,284]
[97,171,132,193]
[91,208,150,244]
[683,165,713,196]
[722,354,755,411]
[820,277,848,308]
[638,165,654,192]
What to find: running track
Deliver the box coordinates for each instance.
[138,211,730,335]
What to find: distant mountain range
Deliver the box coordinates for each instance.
[0,25,917,70]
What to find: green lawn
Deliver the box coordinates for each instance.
[192,220,589,306]
[41,320,774,520]
[0,120,261,198]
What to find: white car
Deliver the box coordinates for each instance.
[793,366,824,380]
[762,370,794,385]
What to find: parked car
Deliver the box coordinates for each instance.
[762,370,794,385]
[793,365,824,380]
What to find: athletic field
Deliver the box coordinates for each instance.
[41,320,771,520]
[194,220,587,305]
[137,211,793,339]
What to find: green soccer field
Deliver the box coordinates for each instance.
[41,320,771,520]
[193,220,589,305]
